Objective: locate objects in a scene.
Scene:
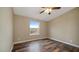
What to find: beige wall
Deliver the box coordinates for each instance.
[48,8,79,46]
[0,8,13,51]
[14,15,48,43]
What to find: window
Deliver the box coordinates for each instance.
[29,20,40,35]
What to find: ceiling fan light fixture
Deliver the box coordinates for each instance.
[40,7,61,15]
[44,8,52,14]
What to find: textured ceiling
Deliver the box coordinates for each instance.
[13,7,75,21]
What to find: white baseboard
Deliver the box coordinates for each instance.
[50,38,79,48]
[14,38,47,44]
[10,44,13,52]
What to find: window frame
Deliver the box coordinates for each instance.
[29,19,40,36]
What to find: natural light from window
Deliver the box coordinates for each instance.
[30,20,40,35]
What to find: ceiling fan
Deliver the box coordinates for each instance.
[40,7,61,15]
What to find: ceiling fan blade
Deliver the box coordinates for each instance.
[40,10,45,14]
[41,7,45,8]
[52,7,61,10]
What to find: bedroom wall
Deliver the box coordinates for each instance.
[14,15,48,43]
[0,7,13,51]
[48,8,79,47]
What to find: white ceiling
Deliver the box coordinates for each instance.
[13,7,75,21]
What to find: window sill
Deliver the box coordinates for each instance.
[30,33,40,36]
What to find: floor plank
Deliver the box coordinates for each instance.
[12,39,79,52]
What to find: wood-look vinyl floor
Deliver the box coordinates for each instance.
[12,39,79,52]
